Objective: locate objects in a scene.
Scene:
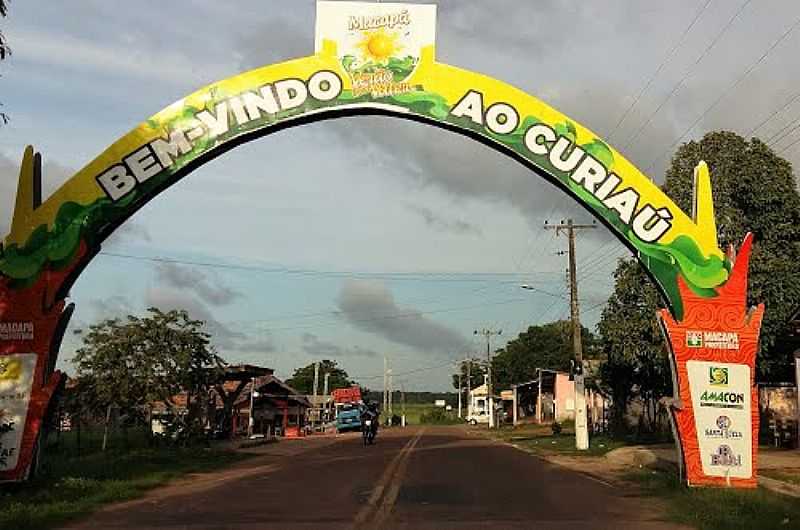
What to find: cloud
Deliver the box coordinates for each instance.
[154,262,241,306]
[145,287,245,348]
[335,279,468,355]
[144,287,276,357]
[0,151,73,237]
[301,332,379,358]
[104,221,152,248]
[406,204,482,236]
[89,295,134,319]
[13,28,211,86]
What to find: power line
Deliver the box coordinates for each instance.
[765,116,800,147]
[769,119,800,150]
[620,0,752,151]
[251,297,531,333]
[778,134,800,156]
[97,250,556,282]
[608,0,714,141]
[745,90,800,138]
[645,11,800,174]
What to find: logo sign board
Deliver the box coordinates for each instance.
[687,361,752,479]
[315,1,436,99]
[0,354,37,472]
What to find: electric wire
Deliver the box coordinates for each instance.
[645,12,800,174]
[609,0,714,142]
[745,90,800,138]
[620,0,753,152]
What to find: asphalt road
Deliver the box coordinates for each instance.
[64,426,687,530]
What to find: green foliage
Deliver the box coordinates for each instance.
[598,258,672,435]
[661,131,800,380]
[599,131,800,437]
[285,360,353,395]
[0,445,250,530]
[73,308,225,443]
[419,407,459,425]
[491,320,600,390]
[451,360,487,392]
[630,469,800,530]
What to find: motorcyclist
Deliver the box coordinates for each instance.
[361,402,379,443]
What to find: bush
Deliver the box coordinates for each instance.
[419,408,459,425]
[551,421,562,435]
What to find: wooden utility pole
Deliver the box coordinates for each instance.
[474,328,502,428]
[545,218,596,450]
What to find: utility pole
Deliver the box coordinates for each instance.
[466,359,472,419]
[400,380,407,427]
[474,328,502,428]
[388,369,394,419]
[383,355,388,418]
[323,372,330,428]
[545,218,596,450]
[248,376,255,438]
[458,365,463,419]
[312,361,319,431]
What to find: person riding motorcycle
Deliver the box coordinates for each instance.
[361,402,379,445]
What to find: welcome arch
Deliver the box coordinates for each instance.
[0,2,762,488]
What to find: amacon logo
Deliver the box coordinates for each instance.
[699,390,745,410]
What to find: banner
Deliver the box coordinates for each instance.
[660,234,763,488]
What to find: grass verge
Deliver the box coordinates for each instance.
[0,446,252,530]
[489,422,628,457]
[761,468,800,486]
[628,469,800,530]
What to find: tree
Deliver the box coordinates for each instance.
[599,131,800,432]
[451,359,487,392]
[286,360,353,395]
[74,308,225,448]
[597,260,671,435]
[491,320,600,390]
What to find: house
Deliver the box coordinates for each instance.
[467,384,500,424]
[505,368,609,430]
[233,375,311,438]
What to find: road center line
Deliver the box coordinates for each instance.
[352,428,424,529]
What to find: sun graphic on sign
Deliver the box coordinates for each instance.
[356,28,402,64]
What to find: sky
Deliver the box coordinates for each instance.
[1,0,799,391]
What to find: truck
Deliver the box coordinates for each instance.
[332,386,363,433]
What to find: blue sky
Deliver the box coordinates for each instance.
[1,1,798,390]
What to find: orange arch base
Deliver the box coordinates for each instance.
[660,234,763,488]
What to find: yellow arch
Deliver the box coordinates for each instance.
[2,45,726,317]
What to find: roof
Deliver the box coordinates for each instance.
[470,384,488,396]
[213,364,274,382]
[235,375,312,407]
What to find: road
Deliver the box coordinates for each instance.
[64,426,687,530]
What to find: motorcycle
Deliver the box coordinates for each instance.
[362,418,376,445]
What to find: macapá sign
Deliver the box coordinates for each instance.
[0,1,762,487]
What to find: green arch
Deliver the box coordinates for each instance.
[2,50,728,318]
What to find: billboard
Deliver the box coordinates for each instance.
[660,234,763,488]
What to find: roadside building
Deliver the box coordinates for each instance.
[233,375,311,438]
[505,369,609,430]
[466,384,494,424]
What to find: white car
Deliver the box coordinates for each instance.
[466,410,489,425]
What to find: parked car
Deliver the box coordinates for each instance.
[466,410,489,425]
